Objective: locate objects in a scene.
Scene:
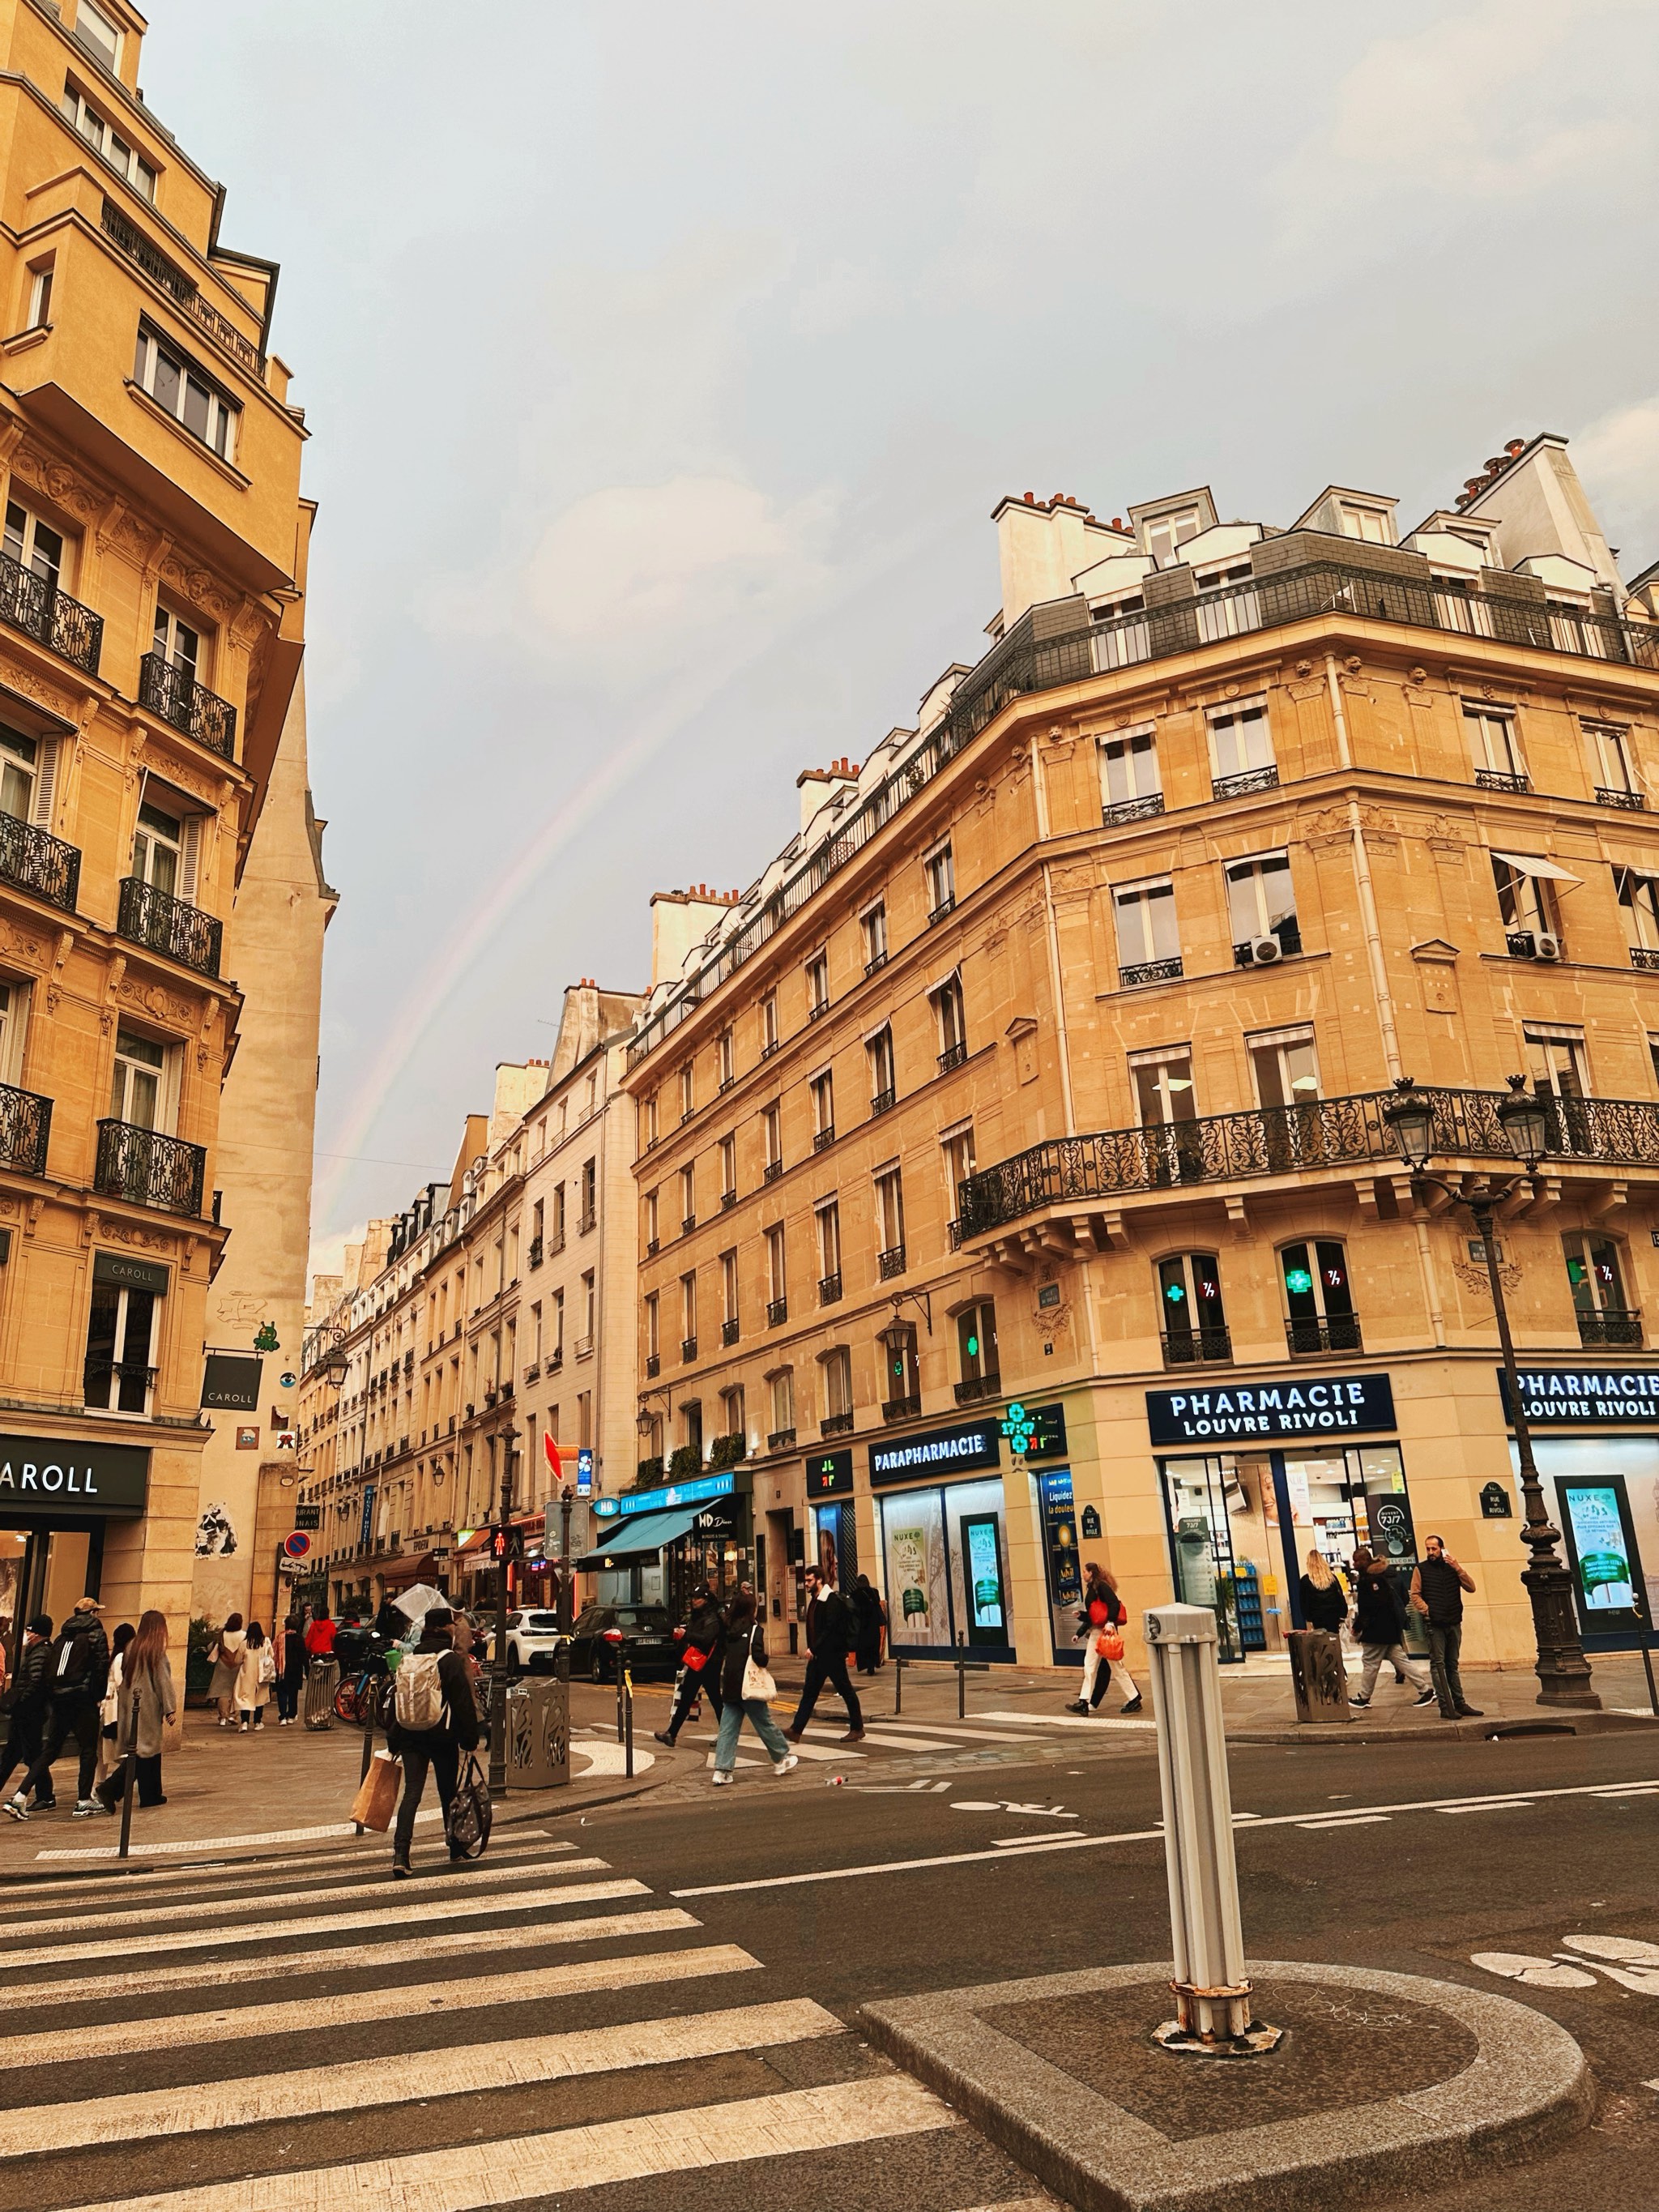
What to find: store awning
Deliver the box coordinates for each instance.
[1491,851,1583,885]
[576,1504,704,1569]
[378,1550,442,1590]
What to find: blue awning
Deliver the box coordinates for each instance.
[575,1503,705,1569]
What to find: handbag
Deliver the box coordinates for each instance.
[258,1646,277,1685]
[1095,1627,1125,1663]
[681,1644,709,1672]
[350,1750,402,1831]
[446,1751,493,1860]
[740,1623,776,1703]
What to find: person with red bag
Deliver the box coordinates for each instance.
[654,1582,727,1747]
[1065,1563,1143,1717]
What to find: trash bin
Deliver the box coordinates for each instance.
[1286,1629,1352,1723]
[504,1676,569,1789]
[303,1656,340,1731]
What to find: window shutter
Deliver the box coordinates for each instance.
[179,814,203,904]
[30,740,57,829]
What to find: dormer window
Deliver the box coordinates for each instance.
[73,1,124,76]
[1339,503,1392,544]
[1145,509,1200,564]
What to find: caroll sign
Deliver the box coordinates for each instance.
[1145,1375,1396,1447]
[0,1435,149,1515]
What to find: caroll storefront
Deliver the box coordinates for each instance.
[0,1431,155,1666]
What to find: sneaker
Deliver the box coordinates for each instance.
[2,1795,27,1822]
[1120,1697,1143,1715]
[1349,1695,1371,1708]
[772,1753,800,1776]
[1393,1672,1406,1686]
[1414,1689,1437,1707]
[839,1728,865,1744]
[391,1859,411,1880]
[1456,1705,1485,1718]
[71,1798,105,1819]
[1064,1700,1089,1715]
[711,1770,733,1787]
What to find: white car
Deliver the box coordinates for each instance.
[495,1609,568,1675]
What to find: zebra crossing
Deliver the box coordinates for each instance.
[0,1817,1060,2212]
[679,1702,1152,1780]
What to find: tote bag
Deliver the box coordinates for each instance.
[740,1624,776,1703]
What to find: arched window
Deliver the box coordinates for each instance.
[1280,1240,1360,1356]
[1157,1253,1229,1366]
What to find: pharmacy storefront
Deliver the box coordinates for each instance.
[1148,1373,1426,1664]
[1499,1366,1659,1649]
[870,1418,1013,1662]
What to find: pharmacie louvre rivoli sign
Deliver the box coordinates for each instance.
[1497,1367,1659,1425]
[0,1435,149,1514]
[1145,1375,1396,1447]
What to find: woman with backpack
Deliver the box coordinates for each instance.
[852,1574,888,1674]
[274,1615,307,1726]
[235,1621,273,1732]
[208,1613,245,1728]
[385,1606,479,1877]
[93,1609,175,1811]
[710,1590,799,1786]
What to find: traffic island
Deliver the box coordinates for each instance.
[860,1958,1593,2212]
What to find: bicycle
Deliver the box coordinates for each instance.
[333,1657,391,1727]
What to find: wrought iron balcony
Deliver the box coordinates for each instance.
[1632,949,1659,972]
[764,1159,783,1184]
[808,999,829,1023]
[1120,956,1183,988]
[882,1394,921,1423]
[137,653,237,759]
[1286,1316,1364,1356]
[954,1373,1000,1405]
[1211,766,1279,801]
[767,1296,788,1326]
[957,1085,1659,1237]
[928,897,955,926]
[864,950,889,976]
[820,1411,855,1437]
[83,1359,156,1413]
[722,1317,740,1346]
[0,551,102,675]
[100,199,260,373]
[0,813,79,912]
[1102,793,1166,826]
[681,1214,697,1234]
[646,1236,659,1257]
[578,1208,596,1234]
[760,1039,780,1061]
[0,1081,50,1176]
[938,1041,968,1074]
[814,1126,835,1152]
[1162,1328,1233,1368]
[117,877,222,978]
[878,1244,906,1279]
[1475,768,1530,795]
[870,1088,896,1117]
[680,1336,697,1362]
[528,1235,544,1267]
[1577,1307,1643,1347]
[766,1427,796,1451]
[95,1117,206,1216]
[548,1228,565,1255]
[1597,787,1646,810]
[645,1353,659,1378]
[721,1188,737,1211]
[819,1271,842,1305]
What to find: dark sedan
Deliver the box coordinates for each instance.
[567,1603,679,1683]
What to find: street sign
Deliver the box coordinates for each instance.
[544,1433,562,1478]
[293,1502,321,1530]
[576,1446,594,1497]
[283,1531,311,1559]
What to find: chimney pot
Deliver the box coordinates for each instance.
[1023,491,1035,503]
[1506,437,1525,456]
[1111,517,1124,532]
[1484,456,1507,474]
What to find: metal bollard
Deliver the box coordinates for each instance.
[116,1689,139,1863]
[1144,1603,1280,2055]
[624,1670,633,1778]
[893,1656,904,1716]
[957,1632,966,1719]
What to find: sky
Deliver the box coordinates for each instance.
[139,0,1659,1273]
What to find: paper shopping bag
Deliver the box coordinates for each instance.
[352,1749,402,1831]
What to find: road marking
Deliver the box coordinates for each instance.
[1296,1815,1391,1829]
[0,1879,650,1970]
[1592,1783,1659,1798]
[689,1735,862,1764]
[0,1943,763,2067]
[49,2075,957,2212]
[1436,1801,1533,1815]
[0,1857,613,1938]
[0,1834,573,1903]
[6,1996,842,2156]
[573,1742,656,1777]
[0,1908,702,2007]
[30,1809,447,1860]
[811,1726,1000,1753]
[978,1709,1157,1732]
[861,1719,1054,1744]
[993,1831,1084,1847]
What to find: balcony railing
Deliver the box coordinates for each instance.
[117,877,222,979]
[878,1244,906,1279]
[882,1394,921,1423]
[527,1236,544,1267]
[95,1117,206,1216]
[83,1360,156,1414]
[578,1208,596,1234]
[1286,1316,1364,1356]
[1597,788,1646,810]
[767,1296,788,1327]
[1120,956,1183,989]
[0,550,102,674]
[681,1214,697,1234]
[814,1127,835,1152]
[821,1411,855,1437]
[870,1088,896,1117]
[938,1040,968,1074]
[1577,1308,1643,1347]
[864,950,889,976]
[764,1159,783,1184]
[1162,1328,1233,1368]
[819,1271,842,1305]
[722,1317,740,1346]
[0,1081,50,1176]
[958,1085,1659,1236]
[680,1335,697,1361]
[100,198,260,372]
[1474,768,1530,795]
[0,812,79,912]
[1211,766,1279,801]
[1102,793,1165,826]
[645,1353,659,1378]
[721,1189,737,1211]
[954,1373,1000,1405]
[928,897,955,926]
[767,1427,796,1451]
[138,654,237,759]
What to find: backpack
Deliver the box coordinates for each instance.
[394,1651,446,1732]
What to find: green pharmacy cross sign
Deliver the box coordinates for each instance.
[1000,1402,1037,1457]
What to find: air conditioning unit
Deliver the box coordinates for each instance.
[1533,932,1564,962]
[1250,934,1283,966]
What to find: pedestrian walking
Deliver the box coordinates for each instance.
[97,1621,135,1786]
[236,1621,273,1731]
[851,1574,888,1674]
[274,1615,306,1725]
[93,1609,175,1811]
[1066,1564,1144,1715]
[783,1568,864,1744]
[4,1596,112,1819]
[208,1613,245,1728]
[303,1610,337,1660]
[655,1581,726,1747]
[1347,1546,1435,1707]
[710,1591,798,1785]
[1410,1535,1482,1720]
[0,1614,53,1809]
[385,1605,478,1878]
[1299,1550,1349,1633]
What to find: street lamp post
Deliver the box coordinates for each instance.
[556,1482,574,1689]
[488,1437,517,1791]
[1381,1075,1599,1710]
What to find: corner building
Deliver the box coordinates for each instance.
[626,436,1659,1684]
[0,1,322,1675]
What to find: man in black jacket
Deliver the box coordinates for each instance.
[1410,1535,1482,1720]
[655,1582,727,1747]
[785,1569,864,1744]
[4,1598,110,1820]
[385,1607,479,1876]
[0,1616,54,1810]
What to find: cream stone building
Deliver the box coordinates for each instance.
[0,0,325,1685]
[625,434,1659,1688]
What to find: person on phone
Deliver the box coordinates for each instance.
[1410,1535,1482,1719]
[1348,1547,1435,1708]
[710,1591,797,1785]
[655,1582,726,1748]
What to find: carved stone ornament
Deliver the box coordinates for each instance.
[0,923,45,965]
[0,655,75,720]
[1032,1293,1073,1345]
[0,1195,18,1219]
[1224,682,1240,698]
[1453,1258,1522,1301]
[160,555,236,623]
[97,1215,173,1253]
[11,442,103,525]
[117,976,196,1028]
[1295,660,1314,678]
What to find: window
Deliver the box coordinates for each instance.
[766,1223,787,1315]
[109,1027,166,1128]
[1207,702,1275,795]
[1112,877,1180,984]
[1226,850,1299,962]
[1145,507,1200,564]
[719,1133,736,1204]
[1249,1024,1320,1109]
[761,1101,782,1180]
[761,993,779,1059]
[61,83,156,197]
[25,260,53,330]
[868,1026,895,1112]
[83,1278,156,1414]
[1525,1024,1589,1100]
[816,1198,842,1292]
[551,1287,565,1353]
[0,980,28,1086]
[132,323,239,461]
[956,1300,999,1400]
[1194,562,1259,642]
[810,1068,834,1147]
[1130,1048,1196,1127]
[933,973,967,1069]
[805,950,830,1019]
[717,1027,734,1089]
[1585,720,1640,804]
[530,1302,543,1366]
[678,1163,695,1232]
[578,1391,593,1450]
[643,1291,659,1362]
[579,1270,595,1349]
[1339,503,1392,544]
[1563,1232,1639,1345]
[1465,705,1526,789]
[1158,1253,1229,1365]
[4,501,66,591]
[641,1092,659,1150]
[861,902,888,973]
[679,1063,693,1121]
[1491,855,1559,947]
[551,1182,566,1245]
[73,2,124,74]
[1281,1239,1360,1355]
[0,723,55,830]
[940,1124,976,1228]
[770,1368,795,1440]
[875,1166,906,1274]
[721,1249,739,1327]
[1617,869,1659,965]
[579,1156,596,1228]
[679,1271,697,1356]
[924,843,955,922]
[132,796,202,902]
[1099,728,1162,822]
[822,1347,854,1427]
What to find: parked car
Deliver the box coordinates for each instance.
[565,1603,678,1683]
[495,1609,567,1676]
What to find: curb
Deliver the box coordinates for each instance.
[861,1959,1593,2212]
[1231,1710,1657,1748]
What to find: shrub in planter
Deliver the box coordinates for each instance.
[706,1432,748,1470]
[667,1444,703,1481]
[636,1455,665,1485]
